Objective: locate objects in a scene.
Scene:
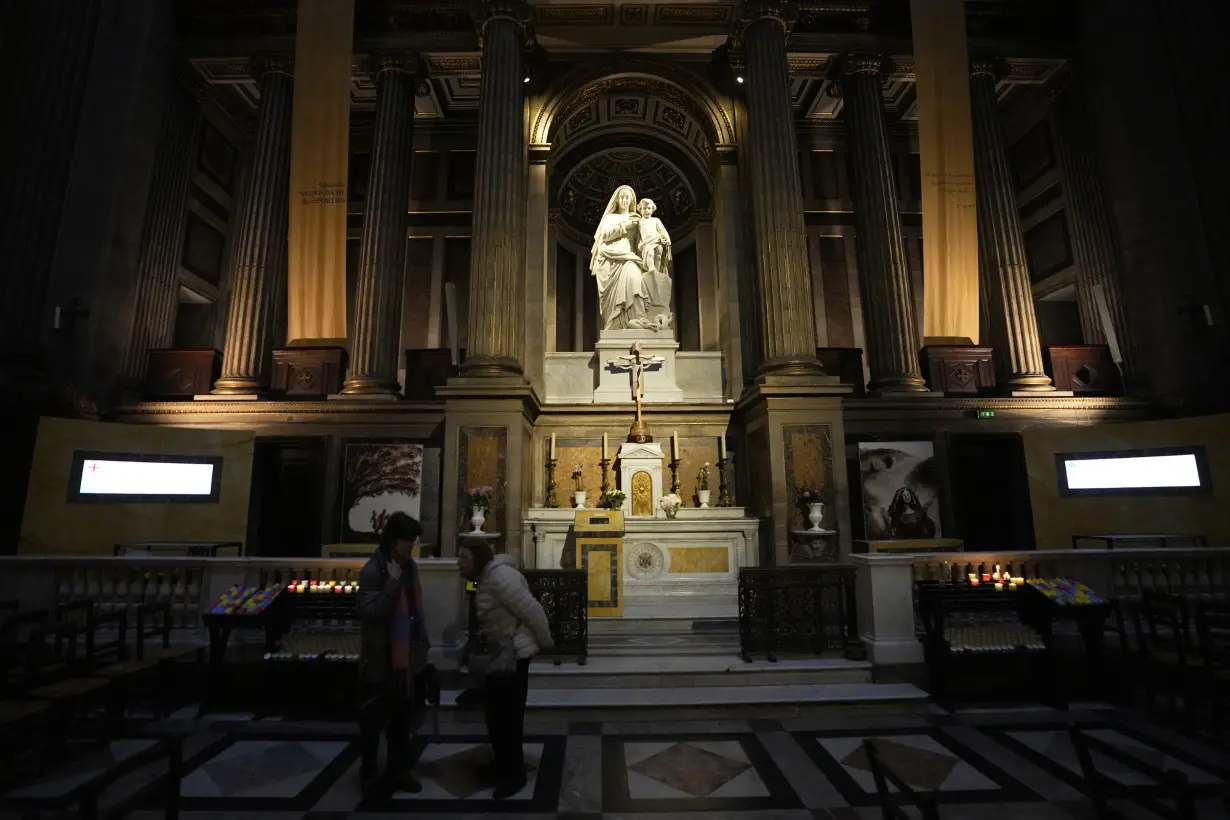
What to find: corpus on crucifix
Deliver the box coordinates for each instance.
[610,343,664,443]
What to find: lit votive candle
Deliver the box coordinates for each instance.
[968,573,977,582]
[994,582,1004,591]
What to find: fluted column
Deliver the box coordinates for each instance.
[969,60,1054,391]
[122,79,201,383]
[837,54,928,392]
[0,0,102,355]
[342,54,423,395]
[461,1,532,378]
[735,1,821,377]
[213,56,294,394]
[1050,73,1133,371]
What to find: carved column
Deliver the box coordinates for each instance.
[342,54,423,395]
[836,54,928,392]
[969,60,1054,391]
[734,1,821,377]
[461,1,532,378]
[122,79,201,384]
[1050,73,1133,371]
[213,56,294,394]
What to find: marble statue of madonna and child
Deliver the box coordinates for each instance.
[590,184,674,332]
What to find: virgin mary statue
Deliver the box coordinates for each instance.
[590,185,650,330]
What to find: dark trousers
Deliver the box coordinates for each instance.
[359,675,412,777]
[483,658,531,774]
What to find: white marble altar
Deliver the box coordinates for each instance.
[521,507,759,619]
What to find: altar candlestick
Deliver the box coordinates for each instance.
[672,431,679,459]
[602,433,608,460]
[719,434,726,459]
[550,433,556,459]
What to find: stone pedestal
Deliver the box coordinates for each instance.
[593,330,685,403]
[271,347,347,397]
[617,441,666,518]
[919,345,996,394]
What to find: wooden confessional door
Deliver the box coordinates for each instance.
[247,437,326,557]
[945,433,1036,552]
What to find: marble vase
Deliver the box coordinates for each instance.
[573,491,586,509]
[469,506,486,534]
[807,502,825,532]
[697,489,711,508]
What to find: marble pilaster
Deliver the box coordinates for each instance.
[342,54,423,396]
[836,54,928,392]
[969,60,1054,392]
[212,56,294,395]
[460,1,532,379]
[122,80,200,383]
[1051,74,1133,371]
[734,1,822,378]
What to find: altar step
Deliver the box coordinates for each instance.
[586,617,739,657]
[532,654,873,688]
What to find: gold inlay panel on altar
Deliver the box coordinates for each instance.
[667,546,729,574]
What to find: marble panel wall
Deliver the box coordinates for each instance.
[782,423,836,532]
[457,426,506,536]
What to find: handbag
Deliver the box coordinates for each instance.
[466,623,520,678]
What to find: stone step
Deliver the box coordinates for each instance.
[531,655,872,688]
[440,682,928,717]
[587,617,738,635]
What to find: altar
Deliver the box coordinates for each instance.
[521,507,759,619]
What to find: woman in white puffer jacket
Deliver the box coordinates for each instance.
[457,538,554,800]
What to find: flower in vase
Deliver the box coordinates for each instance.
[465,485,494,509]
[697,462,710,491]
[659,493,682,515]
[571,463,584,491]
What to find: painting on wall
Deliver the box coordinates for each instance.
[341,442,423,543]
[858,441,942,540]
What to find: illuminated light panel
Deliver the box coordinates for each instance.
[78,459,217,496]
[1062,454,1202,491]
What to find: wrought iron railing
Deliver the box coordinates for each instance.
[524,569,588,665]
[737,566,863,662]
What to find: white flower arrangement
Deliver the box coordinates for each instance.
[659,493,682,517]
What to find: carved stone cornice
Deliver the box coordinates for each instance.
[970,57,1009,81]
[250,53,293,80]
[734,1,801,38]
[472,0,535,47]
[368,52,431,97]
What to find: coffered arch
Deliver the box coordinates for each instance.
[531,60,736,164]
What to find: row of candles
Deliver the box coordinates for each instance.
[969,564,1026,591]
[548,432,729,460]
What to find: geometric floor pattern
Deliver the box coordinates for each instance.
[4,703,1230,818]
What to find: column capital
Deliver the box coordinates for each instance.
[969,57,1009,81]
[250,53,293,81]
[734,1,800,37]
[835,52,894,77]
[368,52,431,97]
[472,0,535,46]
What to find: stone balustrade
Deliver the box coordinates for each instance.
[0,556,465,655]
[853,547,1230,665]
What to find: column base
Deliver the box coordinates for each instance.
[866,374,930,393]
[756,355,824,381]
[865,388,946,399]
[459,355,524,379]
[1003,372,1056,392]
[338,376,401,396]
[328,391,400,402]
[210,376,263,396]
[196,392,262,401]
[1002,389,1075,398]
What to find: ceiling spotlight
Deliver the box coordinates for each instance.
[736,75,744,83]
[524,76,530,83]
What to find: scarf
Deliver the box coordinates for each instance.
[389,558,424,671]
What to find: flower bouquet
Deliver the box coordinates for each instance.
[660,493,682,518]
[796,487,826,532]
[465,485,494,510]
[598,489,626,510]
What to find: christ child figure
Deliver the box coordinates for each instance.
[634,198,673,326]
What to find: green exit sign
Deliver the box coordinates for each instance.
[976,410,996,419]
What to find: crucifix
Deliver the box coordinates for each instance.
[610,343,664,443]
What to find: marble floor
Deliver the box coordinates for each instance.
[3,702,1230,818]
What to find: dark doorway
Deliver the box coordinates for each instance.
[946,433,1035,551]
[247,438,326,557]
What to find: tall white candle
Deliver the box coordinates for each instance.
[602,433,608,460]
[719,434,726,460]
[672,431,679,459]
[550,433,556,459]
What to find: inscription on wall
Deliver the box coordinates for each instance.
[299,180,347,205]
